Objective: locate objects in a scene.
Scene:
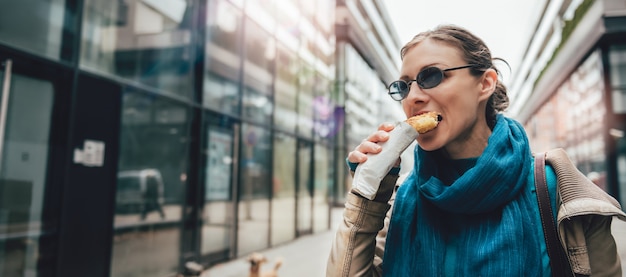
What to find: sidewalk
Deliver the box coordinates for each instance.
[200,207,344,277]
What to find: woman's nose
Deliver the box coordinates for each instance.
[404,81,427,102]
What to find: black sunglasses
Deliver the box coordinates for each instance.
[387,65,478,101]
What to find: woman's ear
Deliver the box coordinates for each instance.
[478,68,498,101]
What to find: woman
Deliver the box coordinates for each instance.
[326,25,625,276]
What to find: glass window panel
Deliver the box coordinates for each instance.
[246,0,275,34]
[610,44,626,88]
[318,34,335,73]
[201,115,236,257]
[274,44,298,132]
[0,0,72,61]
[315,0,334,33]
[297,64,315,138]
[610,44,626,114]
[271,132,296,246]
[275,0,300,52]
[313,77,341,140]
[242,19,274,125]
[313,144,330,233]
[80,0,194,98]
[296,140,312,235]
[570,52,607,189]
[238,124,271,254]
[228,0,244,8]
[532,50,609,201]
[204,0,242,115]
[298,0,315,21]
[527,50,609,192]
[111,91,191,277]
[0,73,54,276]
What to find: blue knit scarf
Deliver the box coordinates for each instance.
[382,115,542,276]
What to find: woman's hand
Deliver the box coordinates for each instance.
[348,123,401,168]
[348,122,405,202]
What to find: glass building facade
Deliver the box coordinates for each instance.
[0,0,356,276]
[510,0,626,207]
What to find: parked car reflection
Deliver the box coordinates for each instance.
[116,169,165,220]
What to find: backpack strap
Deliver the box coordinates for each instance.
[534,152,575,277]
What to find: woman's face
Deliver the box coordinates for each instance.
[400,38,495,158]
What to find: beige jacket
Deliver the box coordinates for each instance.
[327,148,626,276]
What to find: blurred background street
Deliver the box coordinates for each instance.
[2,0,626,276]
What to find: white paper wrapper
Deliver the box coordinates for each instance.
[352,121,418,200]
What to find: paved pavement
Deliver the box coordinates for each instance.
[200,207,343,277]
[201,207,626,277]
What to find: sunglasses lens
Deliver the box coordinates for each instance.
[417,67,444,89]
[388,81,408,100]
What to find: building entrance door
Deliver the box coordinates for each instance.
[0,57,71,276]
[201,114,239,263]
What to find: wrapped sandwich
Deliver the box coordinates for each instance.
[352,112,441,200]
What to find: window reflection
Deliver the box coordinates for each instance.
[204,0,242,115]
[298,64,315,138]
[344,44,382,146]
[313,144,330,233]
[246,0,276,35]
[527,50,607,190]
[299,0,316,21]
[315,0,334,34]
[242,19,274,125]
[201,116,235,257]
[238,124,271,255]
[275,0,300,52]
[0,74,54,276]
[271,132,296,245]
[275,44,298,132]
[0,0,71,61]
[81,0,194,98]
[610,44,626,114]
[111,91,191,277]
[609,44,626,205]
[313,79,340,140]
[296,140,313,236]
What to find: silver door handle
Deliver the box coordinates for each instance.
[0,59,13,169]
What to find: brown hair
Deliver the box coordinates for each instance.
[400,25,509,129]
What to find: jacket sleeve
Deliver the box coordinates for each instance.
[326,175,397,277]
[559,215,622,276]
[546,148,625,276]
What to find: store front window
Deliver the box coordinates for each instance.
[274,44,298,133]
[0,70,56,276]
[238,123,271,255]
[204,0,242,116]
[313,143,330,233]
[296,140,313,236]
[200,113,237,261]
[610,44,626,114]
[298,63,315,138]
[610,44,626,205]
[0,0,74,61]
[111,90,191,277]
[527,50,608,193]
[242,18,274,126]
[80,0,195,99]
[271,132,296,246]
